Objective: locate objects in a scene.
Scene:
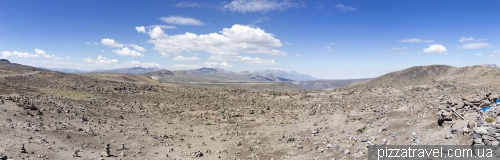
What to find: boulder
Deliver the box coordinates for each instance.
[474,127,488,135]
[474,138,483,144]
[482,135,496,141]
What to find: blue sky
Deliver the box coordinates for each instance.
[1,0,499,79]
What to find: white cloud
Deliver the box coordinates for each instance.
[172,55,200,61]
[114,61,162,69]
[94,43,98,45]
[86,42,91,45]
[147,24,286,56]
[459,42,491,49]
[208,55,276,65]
[101,38,124,48]
[141,62,162,68]
[204,61,218,68]
[1,51,38,58]
[175,2,204,8]
[476,54,482,56]
[284,41,295,46]
[173,64,203,69]
[295,54,300,57]
[146,25,177,29]
[222,0,299,13]
[83,55,118,64]
[423,44,447,55]
[135,26,146,33]
[219,61,232,68]
[148,27,167,39]
[129,44,147,52]
[101,50,105,53]
[493,50,500,54]
[491,55,495,57]
[459,37,474,43]
[399,38,434,43]
[325,46,332,52]
[391,47,409,54]
[160,16,204,26]
[334,4,356,12]
[34,48,55,58]
[112,47,145,57]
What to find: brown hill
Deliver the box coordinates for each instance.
[346,64,500,88]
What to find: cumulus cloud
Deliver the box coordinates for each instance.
[160,16,204,26]
[175,2,204,8]
[148,27,167,39]
[101,38,124,48]
[204,61,219,68]
[208,55,276,65]
[222,0,299,13]
[112,47,145,57]
[459,37,474,43]
[334,4,356,12]
[83,55,118,64]
[34,48,55,58]
[423,44,447,55]
[1,51,38,58]
[147,24,286,57]
[399,38,434,43]
[1,49,63,60]
[219,61,232,68]
[459,42,491,49]
[173,64,203,69]
[86,42,91,45]
[135,26,146,33]
[129,44,147,52]
[172,55,200,61]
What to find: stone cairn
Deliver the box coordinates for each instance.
[20,144,26,153]
[101,143,111,157]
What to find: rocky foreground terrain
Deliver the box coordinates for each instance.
[1,61,500,159]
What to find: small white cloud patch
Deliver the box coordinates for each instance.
[129,44,147,52]
[219,61,232,68]
[101,38,124,48]
[160,16,204,26]
[135,26,146,33]
[459,42,491,49]
[204,61,219,68]
[83,55,118,64]
[459,37,474,43]
[423,44,447,55]
[334,4,356,12]
[222,0,299,13]
[399,38,434,43]
[172,56,200,61]
[112,47,144,57]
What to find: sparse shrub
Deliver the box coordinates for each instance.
[119,115,124,119]
[357,126,367,134]
[486,117,496,123]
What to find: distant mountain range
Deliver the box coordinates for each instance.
[92,67,163,74]
[254,68,318,81]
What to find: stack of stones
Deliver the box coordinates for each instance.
[20,144,26,153]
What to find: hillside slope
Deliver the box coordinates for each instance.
[347,65,500,88]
